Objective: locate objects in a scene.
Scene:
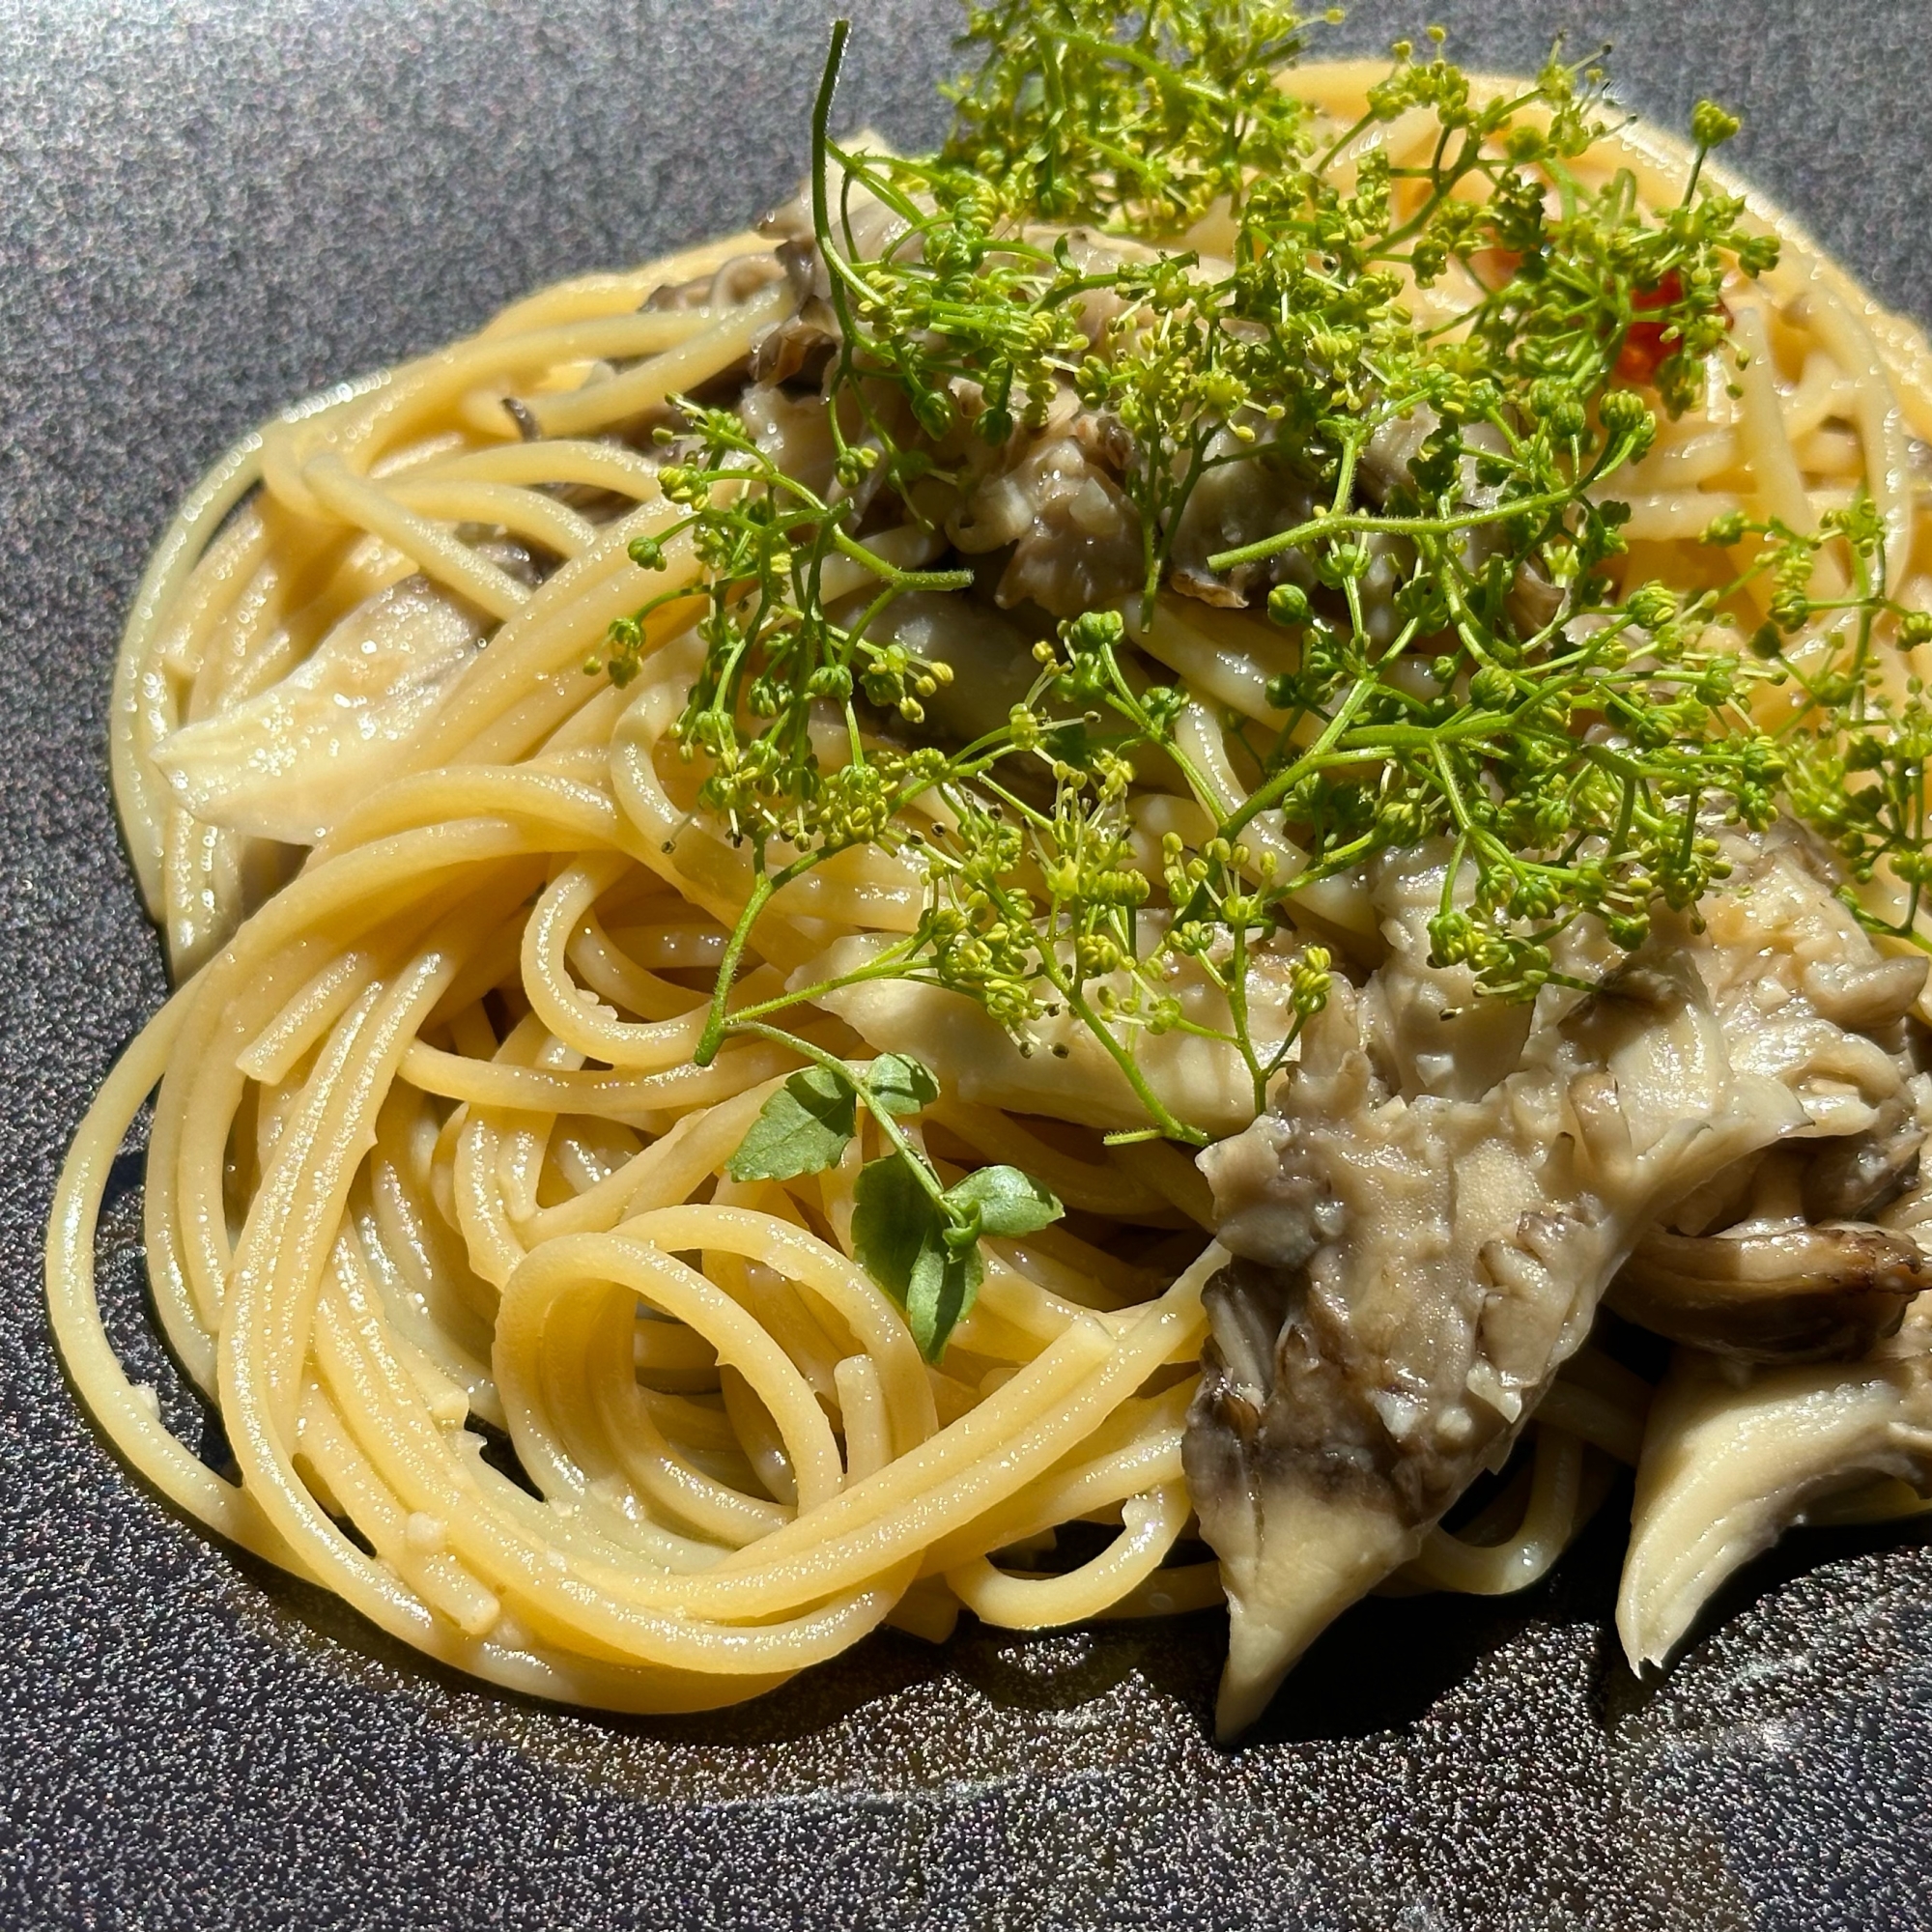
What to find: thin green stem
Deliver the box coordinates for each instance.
[696,867,776,1065]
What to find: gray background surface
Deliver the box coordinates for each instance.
[3,2,1931,1926]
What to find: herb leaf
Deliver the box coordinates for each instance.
[903,1238,984,1368]
[727,1033,1057,1358]
[849,1153,1065,1358]
[726,1052,941,1183]
[727,1067,858,1181]
[867,1054,942,1118]
[942,1164,1064,1238]
[852,1153,986,1360]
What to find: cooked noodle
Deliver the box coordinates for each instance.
[48,63,1932,1715]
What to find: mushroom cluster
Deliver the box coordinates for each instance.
[1191,819,1932,1736]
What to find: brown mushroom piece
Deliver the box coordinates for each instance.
[949,432,1145,617]
[1186,844,1809,1738]
[641,251,788,313]
[745,183,919,387]
[746,237,844,386]
[1163,427,1321,611]
[1618,1299,1932,1671]
[1609,1220,1927,1363]
[1186,819,1929,1737]
[1802,1093,1925,1221]
[850,589,1037,747]
[1358,403,1561,640]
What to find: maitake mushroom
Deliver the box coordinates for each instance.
[1618,1294,1932,1670]
[1189,819,1930,1736]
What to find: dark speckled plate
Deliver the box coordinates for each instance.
[5,3,1932,1926]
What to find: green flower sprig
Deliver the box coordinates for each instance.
[1740,498,1932,940]
[942,0,1321,232]
[578,4,1927,1351]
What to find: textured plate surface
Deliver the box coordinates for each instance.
[4,3,1932,1926]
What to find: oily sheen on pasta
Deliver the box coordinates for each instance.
[49,30,1932,1734]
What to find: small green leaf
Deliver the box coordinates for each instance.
[851,1152,982,1360]
[866,1053,939,1117]
[726,1067,856,1181]
[904,1234,982,1365]
[850,1153,938,1299]
[942,1164,1064,1238]
[726,1052,937,1185]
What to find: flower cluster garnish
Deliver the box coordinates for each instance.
[582,3,1926,1350]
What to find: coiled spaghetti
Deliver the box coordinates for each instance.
[49,63,1932,1714]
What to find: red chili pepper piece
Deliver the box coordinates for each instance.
[1614,270,1732,386]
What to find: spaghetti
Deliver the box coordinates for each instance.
[48,38,1932,1721]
